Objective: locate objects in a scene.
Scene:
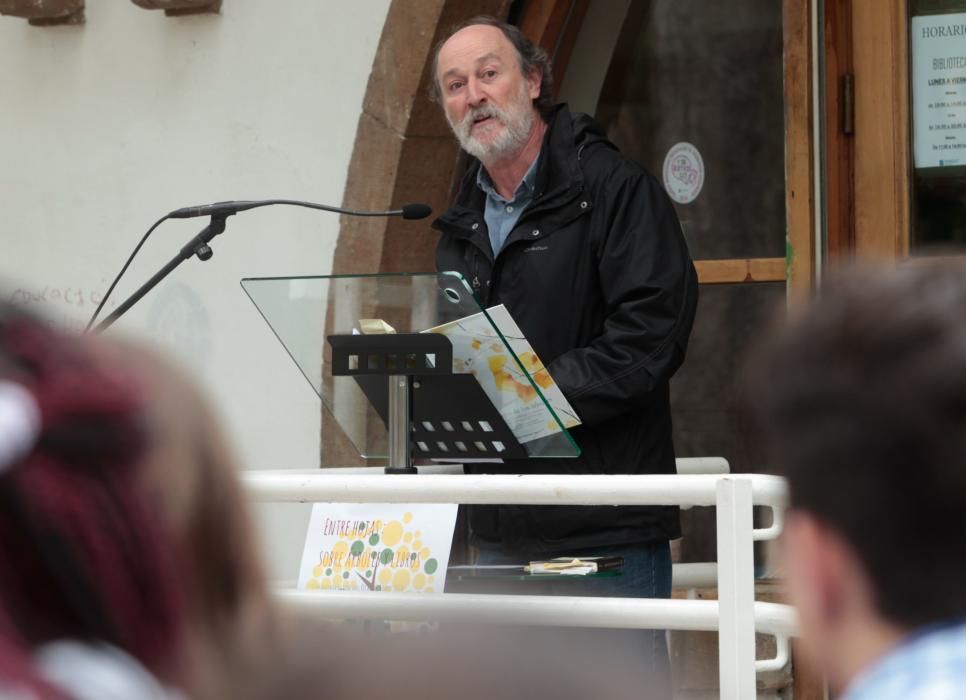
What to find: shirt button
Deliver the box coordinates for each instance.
[471,223,479,230]
[580,201,589,209]
[506,205,513,213]
[531,229,540,237]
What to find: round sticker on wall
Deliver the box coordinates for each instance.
[662,142,704,204]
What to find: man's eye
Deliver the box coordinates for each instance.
[483,70,497,78]
[448,81,464,92]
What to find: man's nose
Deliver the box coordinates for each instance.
[466,79,487,107]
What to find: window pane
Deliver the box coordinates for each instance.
[592,0,786,260]
[909,0,966,251]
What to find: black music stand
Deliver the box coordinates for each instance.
[328,332,526,473]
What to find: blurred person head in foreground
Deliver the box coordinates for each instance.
[0,302,272,698]
[0,299,666,700]
[0,302,187,698]
[747,261,966,700]
[92,324,273,697]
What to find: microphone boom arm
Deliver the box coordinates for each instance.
[94,214,228,332]
[89,198,431,333]
[167,199,431,220]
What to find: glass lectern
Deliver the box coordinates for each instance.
[241,272,579,472]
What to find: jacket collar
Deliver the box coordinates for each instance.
[531,103,584,202]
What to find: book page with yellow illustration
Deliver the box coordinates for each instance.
[424,304,580,445]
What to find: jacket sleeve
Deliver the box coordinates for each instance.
[548,169,698,425]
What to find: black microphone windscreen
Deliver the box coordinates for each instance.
[401,203,433,220]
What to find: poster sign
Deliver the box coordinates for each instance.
[911,13,966,168]
[297,503,458,593]
[662,142,705,204]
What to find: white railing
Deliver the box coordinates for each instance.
[243,464,795,700]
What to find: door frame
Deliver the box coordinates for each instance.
[850,0,911,259]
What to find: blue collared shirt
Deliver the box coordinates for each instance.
[476,154,540,258]
[842,620,966,700]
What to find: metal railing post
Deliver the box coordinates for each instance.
[716,477,757,700]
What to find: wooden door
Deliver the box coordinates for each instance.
[830,0,966,261]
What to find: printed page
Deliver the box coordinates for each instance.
[425,304,580,445]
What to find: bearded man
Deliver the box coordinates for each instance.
[430,16,698,691]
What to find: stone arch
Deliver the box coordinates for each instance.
[331,0,594,276]
[331,0,510,278]
[324,0,585,465]
[323,0,509,466]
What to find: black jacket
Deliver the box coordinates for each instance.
[433,105,698,552]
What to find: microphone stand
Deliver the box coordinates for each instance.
[94,214,229,332]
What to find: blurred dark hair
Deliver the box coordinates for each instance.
[0,303,186,684]
[745,261,966,628]
[429,15,555,121]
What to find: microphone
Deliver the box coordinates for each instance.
[87,198,433,333]
[399,203,433,220]
[167,199,432,220]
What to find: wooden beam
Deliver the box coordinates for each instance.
[517,0,590,91]
[783,0,816,299]
[852,0,910,259]
[824,0,855,262]
[518,0,567,48]
[694,258,786,285]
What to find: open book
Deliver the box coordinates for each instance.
[424,304,581,445]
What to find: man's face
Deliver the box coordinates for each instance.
[435,24,541,163]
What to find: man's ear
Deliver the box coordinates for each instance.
[784,511,853,628]
[526,68,542,100]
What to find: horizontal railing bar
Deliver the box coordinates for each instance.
[252,457,729,477]
[672,562,719,589]
[673,457,731,475]
[276,590,798,638]
[243,473,786,509]
[270,562,721,593]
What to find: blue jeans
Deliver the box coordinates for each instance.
[473,541,672,698]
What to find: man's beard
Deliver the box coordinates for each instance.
[448,82,536,163]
